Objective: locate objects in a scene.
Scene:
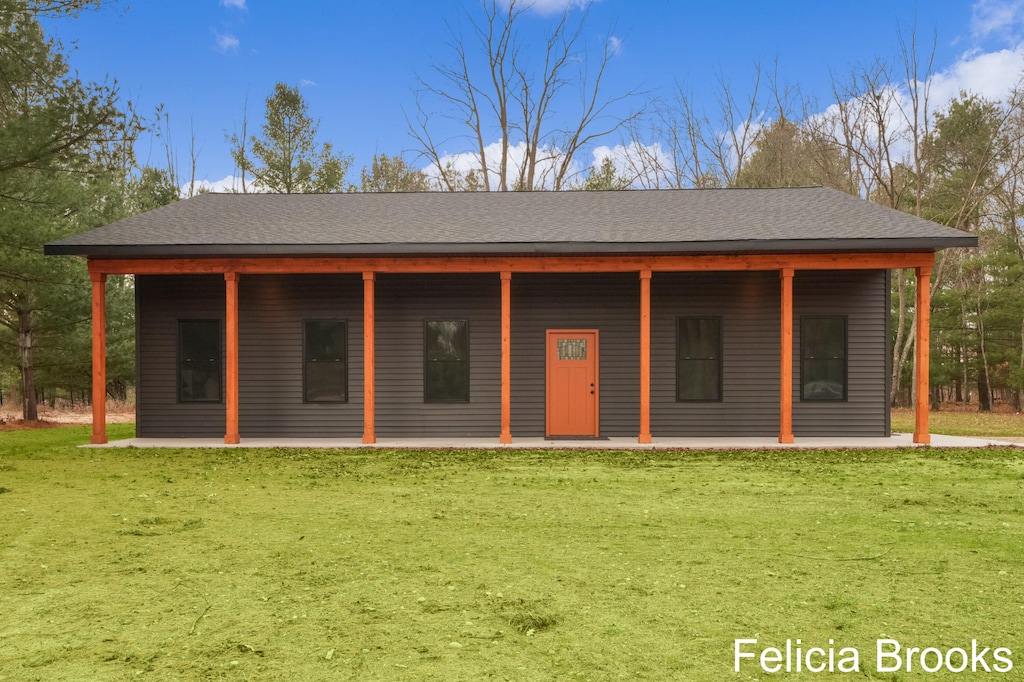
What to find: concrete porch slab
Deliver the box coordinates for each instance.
[86,433,1020,449]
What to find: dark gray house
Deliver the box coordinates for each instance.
[45,187,975,446]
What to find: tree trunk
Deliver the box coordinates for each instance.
[890,270,907,407]
[18,309,38,421]
[978,311,992,412]
[1017,318,1024,412]
[978,352,992,411]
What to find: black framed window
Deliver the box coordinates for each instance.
[304,320,348,403]
[801,316,847,401]
[425,320,469,402]
[676,317,722,402]
[178,320,221,403]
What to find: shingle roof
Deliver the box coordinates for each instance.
[45,186,976,257]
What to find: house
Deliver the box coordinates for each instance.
[44,187,976,446]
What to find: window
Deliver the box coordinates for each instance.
[304,320,348,403]
[676,317,722,402]
[178,320,221,402]
[801,316,847,401]
[425,320,469,402]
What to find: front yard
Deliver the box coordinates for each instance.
[1,426,1022,680]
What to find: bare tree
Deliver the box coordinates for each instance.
[409,0,643,191]
[625,62,818,190]
[822,29,937,407]
[152,108,203,198]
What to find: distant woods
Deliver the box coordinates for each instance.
[2,0,1024,415]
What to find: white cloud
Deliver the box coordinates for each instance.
[591,142,671,189]
[971,0,1024,40]
[220,0,247,9]
[184,174,252,195]
[215,32,240,52]
[928,45,1024,104]
[607,36,623,56]
[423,140,584,190]
[299,79,318,88]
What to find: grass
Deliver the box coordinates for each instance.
[1,426,1022,680]
[891,408,1024,438]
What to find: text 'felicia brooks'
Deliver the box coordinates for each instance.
[735,639,1013,674]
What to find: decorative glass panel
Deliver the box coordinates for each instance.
[179,320,221,402]
[676,317,722,402]
[801,316,847,401]
[557,338,588,361]
[304,320,347,402]
[425,320,469,402]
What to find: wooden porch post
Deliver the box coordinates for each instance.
[90,272,107,444]
[500,271,512,444]
[914,265,932,444]
[639,269,652,443]
[363,272,376,444]
[779,268,795,443]
[224,272,240,444]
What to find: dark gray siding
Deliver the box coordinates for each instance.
[137,274,365,438]
[651,270,888,437]
[137,275,226,438]
[238,274,363,437]
[792,270,888,436]
[511,273,640,437]
[651,271,780,436]
[375,274,501,437]
[136,269,889,440]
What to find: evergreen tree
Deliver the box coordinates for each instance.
[358,154,430,192]
[578,157,632,190]
[230,83,352,193]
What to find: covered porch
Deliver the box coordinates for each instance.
[85,251,937,447]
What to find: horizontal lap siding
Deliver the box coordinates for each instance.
[238,274,363,437]
[651,270,888,437]
[137,275,226,437]
[375,274,500,437]
[137,269,888,439]
[511,273,640,437]
[793,270,888,437]
[651,271,780,436]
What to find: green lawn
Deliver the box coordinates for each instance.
[1,426,1022,680]
[891,408,1024,438]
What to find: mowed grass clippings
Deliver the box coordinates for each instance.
[0,432,1021,680]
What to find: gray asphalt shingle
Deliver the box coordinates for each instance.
[45,186,976,257]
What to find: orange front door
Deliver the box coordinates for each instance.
[546,330,599,437]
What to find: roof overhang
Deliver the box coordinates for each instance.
[45,235,977,259]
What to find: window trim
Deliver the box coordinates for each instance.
[177,319,222,404]
[303,318,349,404]
[675,316,723,403]
[800,315,848,402]
[423,319,470,403]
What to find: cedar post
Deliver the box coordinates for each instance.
[224,272,240,444]
[914,265,932,444]
[363,272,376,444]
[90,272,107,444]
[500,271,512,444]
[779,268,795,443]
[639,269,652,443]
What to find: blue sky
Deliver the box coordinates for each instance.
[47,0,1024,190]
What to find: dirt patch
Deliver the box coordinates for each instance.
[0,401,135,429]
[0,419,65,431]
